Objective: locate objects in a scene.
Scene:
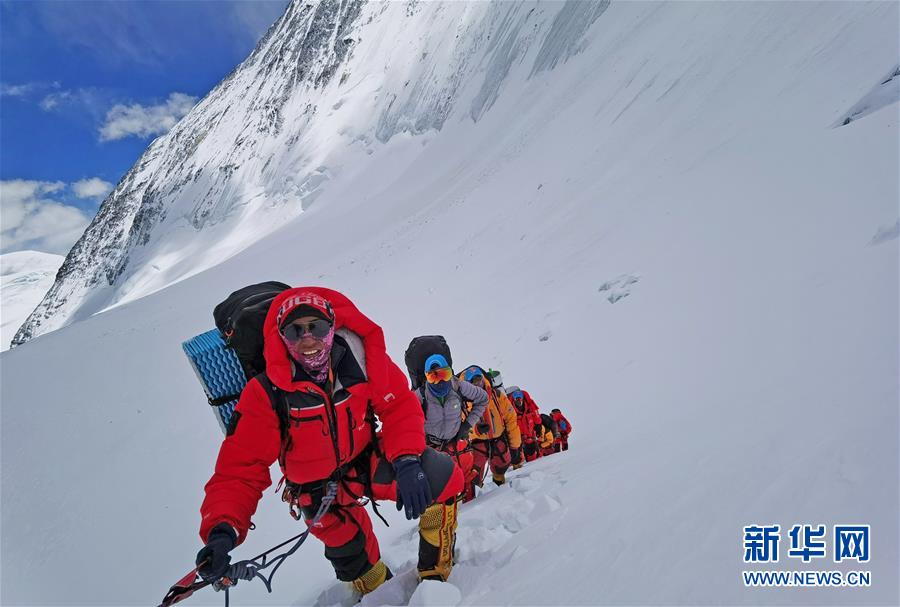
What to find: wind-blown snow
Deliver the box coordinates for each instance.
[1,1,897,606]
[0,251,63,351]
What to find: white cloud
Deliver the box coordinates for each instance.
[1,81,61,99]
[1,83,38,97]
[99,92,198,142]
[37,87,109,123]
[39,90,72,111]
[72,178,114,200]
[0,180,93,255]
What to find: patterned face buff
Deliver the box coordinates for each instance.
[281,323,335,383]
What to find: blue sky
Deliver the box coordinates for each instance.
[0,0,288,255]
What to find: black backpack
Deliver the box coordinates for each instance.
[213,281,291,379]
[540,413,559,438]
[404,335,452,389]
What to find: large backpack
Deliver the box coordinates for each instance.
[213,281,291,379]
[183,281,290,435]
[458,364,496,435]
[404,335,452,389]
[540,413,559,438]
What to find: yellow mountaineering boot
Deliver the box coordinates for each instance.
[492,472,506,486]
[350,560,392,596]
[417,500,459,581]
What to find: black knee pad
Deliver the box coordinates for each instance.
[420,447,455,499]
[324,529,371,581]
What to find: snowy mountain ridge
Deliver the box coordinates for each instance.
[12,0,611,347]
[11,0,364,345]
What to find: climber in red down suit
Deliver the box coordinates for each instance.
[196,287,464,596]
[506,386,544,462]
[551,408,572,452]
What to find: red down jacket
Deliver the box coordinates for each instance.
[515,389,543,443]
[200,287,425,544]
[551,410,572,436]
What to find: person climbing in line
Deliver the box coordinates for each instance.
[404,337,489,455]
[485,369,524,473]
[551,408,572,452]
[488,370,524,472]
[506,386,544,463]
[415,354,488,483]
[538,413,558,457]
[195,289,464,596]
[457,366,522,500]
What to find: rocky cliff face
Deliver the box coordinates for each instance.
[13,0,610,346]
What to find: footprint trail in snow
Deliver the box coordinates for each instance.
[308,460,573,607]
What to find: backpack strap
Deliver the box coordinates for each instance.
[418,386,427,416]
[208,393,243,407]
[255,374,292,467]
[365,402,383,458]
[451,377,474,423]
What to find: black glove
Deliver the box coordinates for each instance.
[196,523,237,581]
[510,447,522,466]
[455,422,472,442]
[394,455,433,520]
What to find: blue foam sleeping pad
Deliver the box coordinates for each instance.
[182,329,248,434]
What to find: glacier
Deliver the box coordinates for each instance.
[0,251,63,352]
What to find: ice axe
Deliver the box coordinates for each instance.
[157,560,217,607]
[157,482,337,606]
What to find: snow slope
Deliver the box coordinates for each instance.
[13,0,619,345]
[1,1,898,606]
[0,251,63,351]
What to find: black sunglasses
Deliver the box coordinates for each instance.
[281,319,333,341]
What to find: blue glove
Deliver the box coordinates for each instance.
[196,523,237,581]
[393,455,432,520]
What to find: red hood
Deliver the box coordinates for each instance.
[521,389,540,415]
[263,286,388,392]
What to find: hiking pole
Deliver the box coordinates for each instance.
[157,482,337,607]
[481,440,493,486]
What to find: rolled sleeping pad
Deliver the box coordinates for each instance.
[182,329,248,434]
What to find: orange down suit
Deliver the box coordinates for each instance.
[461,379,522,496]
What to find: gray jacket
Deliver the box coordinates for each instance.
[417,378,489,442]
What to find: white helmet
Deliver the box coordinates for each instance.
[488,369,504,389]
